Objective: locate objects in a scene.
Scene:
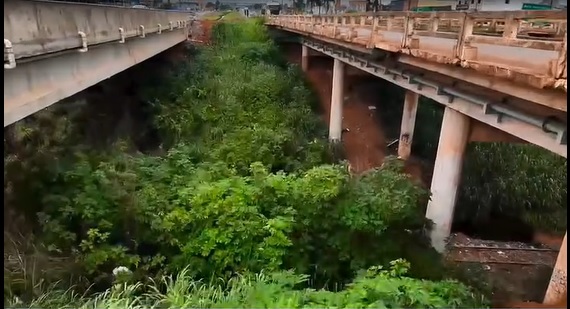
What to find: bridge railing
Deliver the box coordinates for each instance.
[267,11,567,91]
[4,0,190,62]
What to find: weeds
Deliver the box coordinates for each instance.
[4,19,490,308]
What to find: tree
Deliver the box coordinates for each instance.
[253,3,263,10]
[322,0,336,13]
[215,0,220,10]
[307,0,323,13]
[292,0,305,11]
[205,2,215,9]
[365,0,380,12]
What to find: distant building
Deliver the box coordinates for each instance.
[348,0,367,11]
[390,0,418,10]
[454,0,566,11]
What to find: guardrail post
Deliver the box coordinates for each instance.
[502,14,519,40]
[386,16,394,31]
[402,15,418,50]
[555,35,567,79]
[454,13,476,64]
[332,16,339,38]
[348,16,357,41]
[367,15,379,48]
[430,17,439,34]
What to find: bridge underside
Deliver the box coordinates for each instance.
[290,36,567,158]
[4,30,187,126]
[279,31,567,305]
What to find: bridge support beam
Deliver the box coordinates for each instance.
[329,58,345,142]
[4,30,188,127]
[398,90,419,160]
[301,45,309,72]
[544,231,567,305]
[425,107,470,253]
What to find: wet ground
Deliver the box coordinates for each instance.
[282,43,428,184]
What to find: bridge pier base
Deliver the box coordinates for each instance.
[544,231,567,305]
[329,59,345,142]
[425,107,470,253]
[301,45,309,71]
[398,90,419,160]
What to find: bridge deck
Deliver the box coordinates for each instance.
[4,0,189,61]
[267,11,567,94]
[3,0,190,126]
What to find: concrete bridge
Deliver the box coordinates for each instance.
[267,11,567,305]
[3,0,190,126]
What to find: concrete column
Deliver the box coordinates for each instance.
[398,90,419,160]
[544,232,567,304]
[329,58,345,142]
[425,107,470,253]
[301,45,309,72]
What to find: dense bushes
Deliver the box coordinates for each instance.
[372,77,565,233]
[5,19,487,308]
[457,143,567,233]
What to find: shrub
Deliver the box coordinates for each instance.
[5,19,484,308]
[5,261,488,309]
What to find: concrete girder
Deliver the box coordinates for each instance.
[303,41,567,158]
[4,29,188,126]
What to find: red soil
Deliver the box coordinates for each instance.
[503,292,567,308]
[283,44,427,185]
[190,20,216,45]
[308,57,386,174]
[283,44,567,308]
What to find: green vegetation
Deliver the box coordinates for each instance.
[5,19,488,308]
[457,143,567,233]
[373,78,566,234]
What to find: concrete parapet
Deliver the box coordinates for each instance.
[3,0,189,60]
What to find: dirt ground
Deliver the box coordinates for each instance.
[190,20,216,45]
[282,44,427,184]
[281,42,566,307]
[447,232,562,306]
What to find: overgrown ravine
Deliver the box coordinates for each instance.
[275,35,566,304]
[3,18,565,308]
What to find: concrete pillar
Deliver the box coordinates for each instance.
[398,90,419,160]
[425,107,470,253]
[329,58,345,142]
[544,232,567,304]
[301,45,309,72]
